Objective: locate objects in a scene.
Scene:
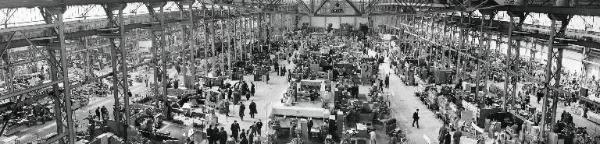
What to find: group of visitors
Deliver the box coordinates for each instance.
[94,106,109,120]
[438,123,462,144]
[237,100,258,120]
[206,120,263,144]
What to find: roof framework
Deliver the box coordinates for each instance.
[1,0,600,143]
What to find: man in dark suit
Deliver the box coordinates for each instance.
[231,121,240,141]
[239,102,246,120]
[412,109,420,128]
[219,127,227,144]
[249,100,257,118]
[207,125,216,144]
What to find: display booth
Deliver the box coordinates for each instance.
[202,76,225,87]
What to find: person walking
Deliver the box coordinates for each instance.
[240,129,246,140]
[250,82,255,97]
[227,88,232,100]
[369,130,377,144]
[307,118,313,137]
[444,132,452,144]
[95,107,101,120]
[224,101,230,117]
[378,79,384,91]
[249,100,257,118]
[239,102,246,121]
[101,106,108,120]
[245,92,251,101]
[452,128,462,144]
[242,81,249,95]
[412,109,420,128]
[230,121,240,141]
[248,131,254,144]
[385,75,389,88]
[536,89,544,103]
[438,124,449,144]
[248,123,256,135]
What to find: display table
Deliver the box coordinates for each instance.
[587,112,600,124]
[271,103,329,118]
[463,100,480,117]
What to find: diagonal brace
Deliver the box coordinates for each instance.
[314,0,330,15]
[344,0,361,15]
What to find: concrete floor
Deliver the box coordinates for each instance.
[0,53,507,144]
[0,56,438,144]
[377,57,443,144]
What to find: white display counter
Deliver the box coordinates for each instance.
[271,102,329,118]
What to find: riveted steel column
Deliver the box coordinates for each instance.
[55,6,76,143]
[226,7,232,72]
[219,6,225,75]
[483,14,494,97]
[211,5,216,61]
[203,4,209,76]
[475,14,486,100]
[456,12,465,80]
[106,5,122,123]
[540,19,558,143]
[504,17,515,110]
[116,5,131,141]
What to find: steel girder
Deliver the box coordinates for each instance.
[388,13,573,143]
[539,14,570,142]
[484,5,600,17]
[40,6,76,144]
[145,2,170,120]
[0,0,184,9]
[101,3,131,141]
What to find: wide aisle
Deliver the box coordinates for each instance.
[379,58,443,144]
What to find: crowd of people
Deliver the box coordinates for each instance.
[205,119,264,144]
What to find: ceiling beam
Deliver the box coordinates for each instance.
[314,14,361,17]
[296,0,313,14]
[484,5,600,16]
[0,12,262,49]
[344,0,361,15]
[313,0,330,15]
[434,15,600,50]
[0,0,183,9]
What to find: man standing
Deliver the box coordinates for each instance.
[452,128,462,144]
[101,106,108,120]
[307,118,313,138]
[227,88,232,100]
[385,75,389,88]
[438,124,448,144]
[249,100,257,118]
[207,125,216,144]
[369,130,377,144]
[239,102,246,121]
[536,88,544,103]
[224,101,230,117]
[219,127,228,144]
[256,119,263,136]
[412,109,420,128]
[240,136,248,144]
[250,82,255,97]
[95,107,101,120]
[231,121,240,141]
[249,123,256,135]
